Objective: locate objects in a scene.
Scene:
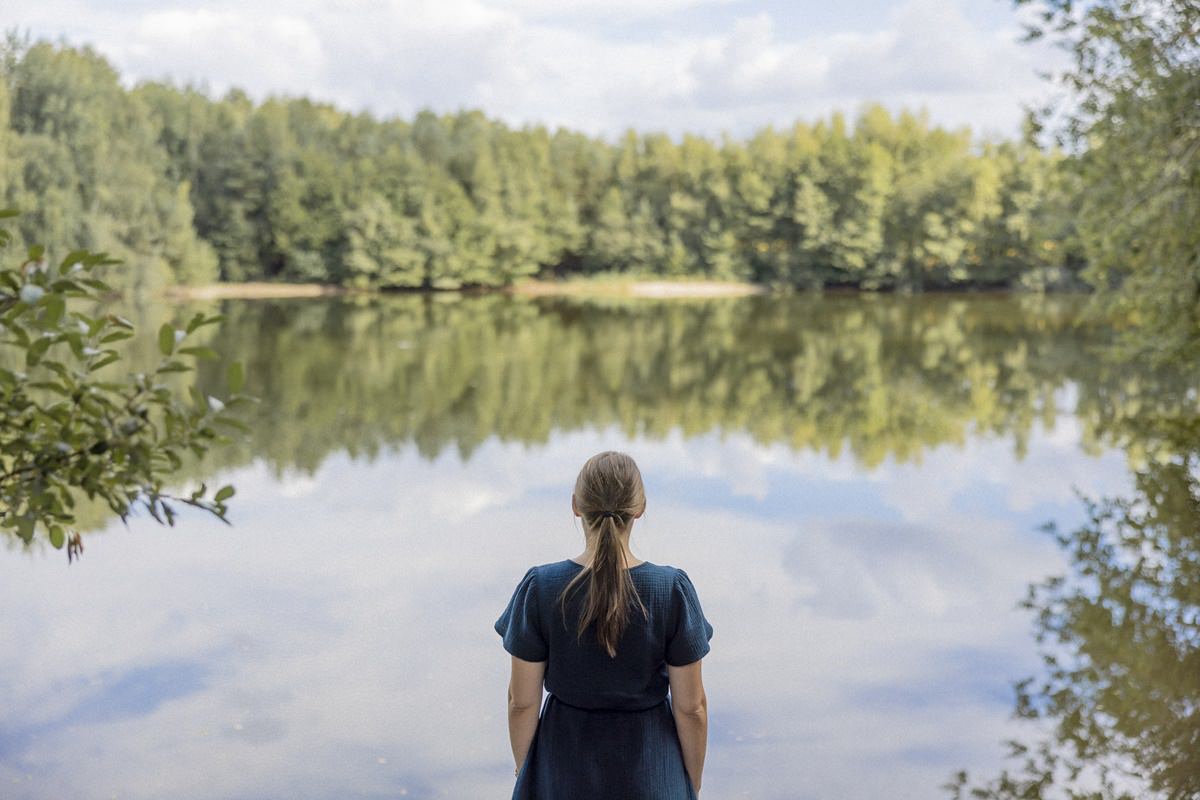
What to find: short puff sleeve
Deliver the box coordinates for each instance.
[666,568,714,666]
[494,566,548,662]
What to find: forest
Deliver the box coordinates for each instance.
[0,36,1084,295]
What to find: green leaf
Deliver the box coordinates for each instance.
[186,312,206,334]
[87,352,121,372]
[58,250,90,274]
[0,208,20,219]
[27,380,70,395]
[48,279,86,294]
[158,323,175,356]
[214,485,236,502]
[212,416,251,433]
[227,361,245,393]
[25,337,52,367]
[15,516,35,543]
[178,346,219,360]
[27,244,45,261]
[49,525,65,549]
[43,294,66,326]
[65,331,85,360]
[6,324,30,347]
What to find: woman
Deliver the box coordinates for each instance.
[495,450,713,799]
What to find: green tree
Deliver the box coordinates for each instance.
[1020,0,1200,361]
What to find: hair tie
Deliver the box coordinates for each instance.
[599,510,618,519]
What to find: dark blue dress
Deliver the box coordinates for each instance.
[495,559,714,800]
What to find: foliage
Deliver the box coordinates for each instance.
[1019,0,1200,362]
[0,33,218,297]
[0,37,1085,294]
[0,209,253,554]
[943,5,1200,791]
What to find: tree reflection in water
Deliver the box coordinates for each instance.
[948,417,1200,800]
[6,292,1198,799]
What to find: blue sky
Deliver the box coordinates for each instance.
[7,0,1064,139]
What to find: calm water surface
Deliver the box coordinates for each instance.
[0,294,1159,798]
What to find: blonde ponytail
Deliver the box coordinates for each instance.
[558,452,649,657]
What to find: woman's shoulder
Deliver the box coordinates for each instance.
[632,561,700,594]
[524,559,697,591]
[528,559,577,578]
[635,560,691,577]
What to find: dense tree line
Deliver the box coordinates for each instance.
[0,37,1086,294]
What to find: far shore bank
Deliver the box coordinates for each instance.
[160,282,351,300]
[508,279,767,298]
[155,278,1066,301]
[158,277,770,300]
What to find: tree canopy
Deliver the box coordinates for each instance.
[0,35,1086,295]
[1019,0,1199,364]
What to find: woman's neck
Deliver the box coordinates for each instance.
[573,536,642,569]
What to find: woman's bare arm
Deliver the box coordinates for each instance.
[668,659,708,794]
[507,655,546,773]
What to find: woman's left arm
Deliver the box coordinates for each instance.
[507,655,546,774]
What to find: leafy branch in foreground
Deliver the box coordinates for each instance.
[0,208,257,558]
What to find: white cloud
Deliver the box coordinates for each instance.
[499,0,742,18]
[686,12,828,108]
[119,9,326,89]
[8,0,1064,138]
[828,0,1026,95]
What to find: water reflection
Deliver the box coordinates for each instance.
[200,293,1190,467]
[949,417,1200,800]
[1,294,1195,799]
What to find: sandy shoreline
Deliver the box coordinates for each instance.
[159,278,767,300]
[156,280,1038,301]
[510,279,766,298]
[160,282,350,299]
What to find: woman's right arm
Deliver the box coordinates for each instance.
[668,659,708,795]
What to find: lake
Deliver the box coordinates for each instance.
[0,292,1181,799]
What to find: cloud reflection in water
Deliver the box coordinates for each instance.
[0,414,1129,798]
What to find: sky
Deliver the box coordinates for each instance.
[4,0,1066,141]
